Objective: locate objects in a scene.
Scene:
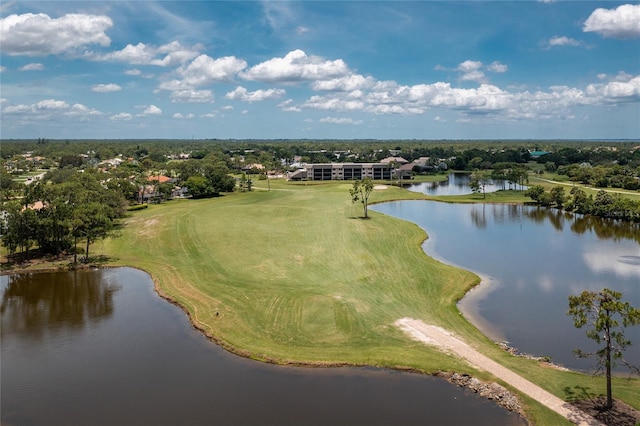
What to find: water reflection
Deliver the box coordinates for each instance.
[0,270,119,340]
[467,203,640,245]
[1,268,524,426]
[409,173,505,196]
[371,200,640,371]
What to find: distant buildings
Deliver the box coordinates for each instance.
[287,162,393,181]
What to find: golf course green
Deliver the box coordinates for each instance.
[103,179,639,425]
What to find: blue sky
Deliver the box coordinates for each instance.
[1,1,639,140]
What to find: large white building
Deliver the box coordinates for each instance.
[287,162,393,181]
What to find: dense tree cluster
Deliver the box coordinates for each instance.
[525,185,640,222]
[1,171,127,262]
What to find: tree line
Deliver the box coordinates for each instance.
[525,185,640,222]
[1,170,128,263]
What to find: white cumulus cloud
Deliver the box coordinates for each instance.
[586,75,640,102]
[159,55,247,93]
[311,74,376,91]
[240,49,350,83]
[169,89,214,103]
[548,36,582,47]
[225,86,285,102]
[487,61,508,73]
[319,116,363,125]
[92,41,199,66]
[91,83,122,93]
[0,13,112,56]
[141,105,162,115]
[278,99,301,112]
[110,112,133,121]
[583,4,640,39]
[172,113,195,119]
[1,99,101,118]
[457,60,485,82]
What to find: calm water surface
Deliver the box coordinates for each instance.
[1,268,524,426]
[408,173,510,196]
[371,201,640,371]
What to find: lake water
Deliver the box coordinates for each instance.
[408,172,511,196]
[1,268,524,426]
[371,200,640,372]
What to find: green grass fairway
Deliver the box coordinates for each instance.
[103,180,638,424]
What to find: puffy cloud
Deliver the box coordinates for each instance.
[586,75,640,102]
[225,86,285,102]
[91,83,122,93]
[311,74,376,91]
[19,63,44,71]
[366,104,424,115]
[460,70,486,82]
[548,36,582,47]
[172,113,195,119]
[1,99,101,118]
[278,99,301,112]
[0,13,112,56]
[457,60,485,82]
[457,60,483,73]
[141,105,162,115]
[0,66,6,72]
[66,103,102,117]
[303,95,365,111]
[487,61,508,73]
[169,89,214,103]
[160,55,247,91]
[240,49,350,83]
[110,112,133,121]
[583,4,640,39]
[92,41,199,66]
[124,68,141,76]
[36,99,71,110]
[319,116,363,125]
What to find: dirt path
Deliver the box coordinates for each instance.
[395,318,603,426]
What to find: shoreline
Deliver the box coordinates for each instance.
[0,260,532,421]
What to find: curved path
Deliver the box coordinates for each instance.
[395,318,603,426]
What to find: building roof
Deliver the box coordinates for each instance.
[147,175,172,183]
[380,156,409,164]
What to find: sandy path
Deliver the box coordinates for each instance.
[395,318,603,426]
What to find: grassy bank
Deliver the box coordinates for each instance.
[75,179,638,423]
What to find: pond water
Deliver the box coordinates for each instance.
[1,268,524,426]
[371,200,640,372]
[408,173,513,196]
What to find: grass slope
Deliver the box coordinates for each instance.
[103,180,639,424]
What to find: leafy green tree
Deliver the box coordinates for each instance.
[58,154,83,168]
[525,185,545,203]
[75,202,114,262]
[470,170,490,199]
[568,187,594,215]
[350,177,374,218]
[568,288,640,410]
[550,186,567,208]
[184,175,214,198]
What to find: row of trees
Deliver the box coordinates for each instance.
[553,164,640,191]
[4,139,639,175]
[1,171,127,263]
[525,185,640,222]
